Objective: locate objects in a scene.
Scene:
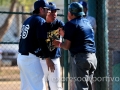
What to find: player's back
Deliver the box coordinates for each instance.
[64,17,96,55]
[19,15,46,54]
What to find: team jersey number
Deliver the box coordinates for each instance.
[21,24,30,39]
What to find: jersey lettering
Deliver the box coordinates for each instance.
[21,24,30,39]
[46,29,60,51]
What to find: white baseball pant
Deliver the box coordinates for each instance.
[40,58,63,90]
[17,53,45,90]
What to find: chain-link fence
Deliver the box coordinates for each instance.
[88,0,120,90]
[0,10,64,90]
[0,0,120,90]
[0,12,22,90]
[70,0,120,90]
[108,0,120,90]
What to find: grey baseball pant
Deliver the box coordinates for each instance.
[70,53,97,90]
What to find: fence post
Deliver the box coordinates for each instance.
[64,0,68,90]
[94,0,109,90]
[88,0,96,18]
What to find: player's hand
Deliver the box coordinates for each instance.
[59,27,64,37]
[45,58,55,72]
[52,40,61,47]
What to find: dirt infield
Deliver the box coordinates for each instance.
[0,66,63,90]
[0,66,20,90]
[0,81,20,90]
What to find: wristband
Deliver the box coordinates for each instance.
[59,42,61,47]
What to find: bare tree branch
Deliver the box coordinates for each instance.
[0,0,18,41]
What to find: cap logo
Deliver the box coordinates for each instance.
[49,2,54,6]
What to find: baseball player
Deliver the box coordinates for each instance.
[79,1,96,32]
[39,2,64,90]
[53,2,97,90]
[17,1,55,90]
[79,1,97,89]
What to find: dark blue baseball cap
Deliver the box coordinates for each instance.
[34,0,50,10]
[69,2,85,16]
[79,1,87,8]
[48,2,60,11]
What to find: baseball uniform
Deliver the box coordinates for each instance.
[40,19,64,90]
[63,2,97,90]
[17,1,50,90]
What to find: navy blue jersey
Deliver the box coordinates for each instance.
[45,19,64,58]
[64,17,96,56]
[19,15,50,57]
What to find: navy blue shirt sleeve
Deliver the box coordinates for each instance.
[36,19,47,39]
[36,18,50,58]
